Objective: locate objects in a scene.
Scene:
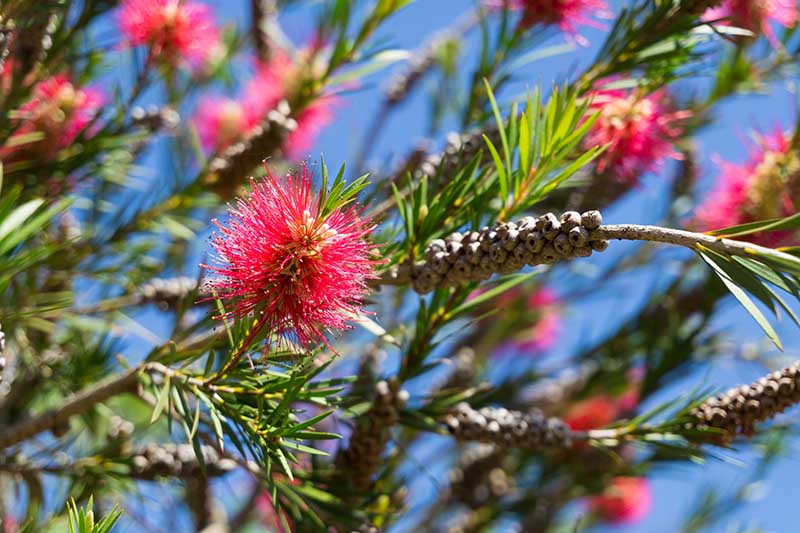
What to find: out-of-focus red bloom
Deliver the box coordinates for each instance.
[703,0,798,47]
[485,0,611,44]
[117,0,221,68]
[3,74,104,160]
[518,287,562,352]
[194,48,338,158]
[488,287,563,356]
[205,165,376,347]
[243,50,338,159]
[695,129,799,247]
[564,395,619,430]
[584,85,690,183]
[588,476,652,524]
[194,97,260,152]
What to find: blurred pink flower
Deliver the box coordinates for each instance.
[286,96,337,159]
[117,0,221,68]
[493,287,563,355]
[244,51,339,159]
[588,476,652,524]
[564,395,619,430]
[695,129,798,247]
[584,85,690,183]
[4,74,104,159]
[485,0,611,44]
[703,0,798,47]
[193,97,259,152]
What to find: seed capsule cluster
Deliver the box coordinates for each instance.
[386,31,454,105]
[411,210,606,294]
[444,403,573,450]
[522,361,598,412]
[131,105,181,131]
[136,276,199,309]
[206,101,296,198]
[438,347,477,391]
[337,379,410,493]
[689,361,800,443]
[417,124,502,180]
[449,444,510,508]
[131,443,237,480]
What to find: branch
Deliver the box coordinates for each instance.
[590,224,799,262]
[250,0,278,62]
[377,213,799,290]
[0,367,141,449]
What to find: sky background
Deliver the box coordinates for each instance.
[85,1,800,531]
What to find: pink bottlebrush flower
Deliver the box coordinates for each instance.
[584,85,691,184]
[519,287,562,352]
[205,165,377,347]
[695,129,799,247]
[586,86,690,181]
[485,0,611,44]
[588,476,652,524]
[117,0,221,68]
[491,287,563,356]
[4,74,104,159]
[193,97,260,152]
[703,0,798,47]
[243,51,340,159]
[564,395,619,430]
[285,96,337,159]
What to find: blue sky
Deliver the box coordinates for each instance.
[91,0,800,531]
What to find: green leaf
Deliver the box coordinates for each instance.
[0,199,43,242]
[705,212,800,238]
[150,375,171,423]
[447,272,537,320]
[699,251,782,350]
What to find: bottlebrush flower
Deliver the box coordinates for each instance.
[117,0,221,68]
[695,129,799,247]
[193,97,260,152]
[205,165,376,347]
[243,51,338,159]
[564,395,619,430]
[3,74,104,159]
[485,0,611,44]
[584,85,690,184]
[588,476,652,524]
[702,0,798,47]
[477,286,563,356]
[194,50,338,158]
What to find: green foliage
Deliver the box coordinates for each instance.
[66,497,122,533]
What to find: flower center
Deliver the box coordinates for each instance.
[746,147,800,220]
[281,210,337,280]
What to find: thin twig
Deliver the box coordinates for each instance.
[0,367,141,449]
[591,224,799,262]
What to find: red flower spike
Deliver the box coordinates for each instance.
[588,476,652,524]
[117,0,221,69]
[695,129,799,247]
[205,164,377,349]
[584,85,691,184]
[485,0,612,45]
